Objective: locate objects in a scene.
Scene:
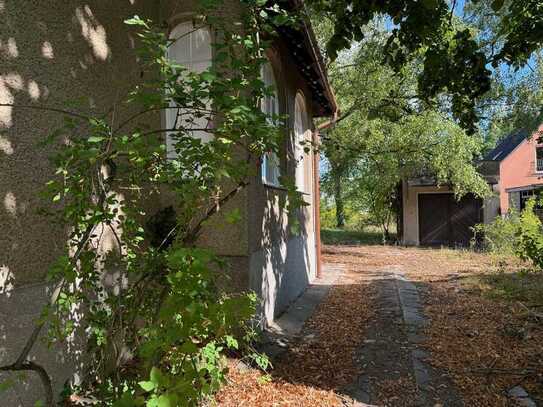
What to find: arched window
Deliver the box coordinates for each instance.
[166,21,213,156]
[261,61,281,186]
[294,93,309,192]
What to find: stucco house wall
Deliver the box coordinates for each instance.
[247,42,318,323]
[1,3,164,405]
[0,2,331,404]
[498,134,543,213]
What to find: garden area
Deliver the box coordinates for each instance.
[216,225,543,406]
[4,0,543,406]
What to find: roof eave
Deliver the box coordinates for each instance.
[281,0,337,117]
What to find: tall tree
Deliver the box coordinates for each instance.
[464,0,543,145]
[308,0,543,133]
[315,18,489,235]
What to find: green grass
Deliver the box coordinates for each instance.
[462,269,543,308]
[321,227,393,245]
[481,271,543,308]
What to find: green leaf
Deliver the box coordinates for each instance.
[180,341,198,354]
[157,394,174,407]
[87,136,105,143]
[201,71,216,82]
[138,380,155,392]
[124,16,149,28]
[225,335,239,349]
[149,367,167,387]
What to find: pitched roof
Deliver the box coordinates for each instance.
[484,129,528,161]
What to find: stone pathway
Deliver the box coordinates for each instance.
[260,263,345,360]
[343,266,463,406]
[257,256,539,406]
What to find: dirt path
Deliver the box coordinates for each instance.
[216,244,543,406]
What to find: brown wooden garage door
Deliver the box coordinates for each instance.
[418,193,482,246]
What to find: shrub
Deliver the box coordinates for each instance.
[516,200,543,270]
[475,198,543,271]
[473,210,521,255]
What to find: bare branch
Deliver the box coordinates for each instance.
[183,180,249,245]
[112,106,217,135]
[0,361,53,407]
[0,104,90,121]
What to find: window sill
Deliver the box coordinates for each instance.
[262,183,312,198]
[262,182,287,192]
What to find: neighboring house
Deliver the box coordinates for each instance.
[399,128,543,247]
[481,129,543,213]
[0,1,336,404]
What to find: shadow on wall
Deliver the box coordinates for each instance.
[253,186,314,326]
[0,1,158,404]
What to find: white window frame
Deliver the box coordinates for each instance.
[521,190,536,199]
[165,21,213,158]
[294,93,310,193]
[535,144,543,173]
[261,61,281,187]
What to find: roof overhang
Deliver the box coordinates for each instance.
[276,0,337,117]
[476,160,500,185]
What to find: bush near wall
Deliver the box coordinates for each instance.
[474,198,543,271]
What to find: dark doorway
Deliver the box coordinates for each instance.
[418,193,482,246]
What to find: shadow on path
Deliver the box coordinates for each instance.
[262,262,464,406]
[342,267,463,406]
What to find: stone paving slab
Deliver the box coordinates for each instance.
[344,267,463,406]
[260,264,345,360]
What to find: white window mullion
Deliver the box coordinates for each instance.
[166,21,212,158]
[261,61,281,186]
[294,93,308,193]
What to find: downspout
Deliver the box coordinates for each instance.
[313,109,339,278]
[313,133,323,279]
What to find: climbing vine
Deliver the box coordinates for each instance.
[0,1,302,405]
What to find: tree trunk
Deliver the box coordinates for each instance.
[333,174,345,228]
[382,221,390,243]
[394,181,403,242]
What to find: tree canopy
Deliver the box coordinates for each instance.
[308,0,543,133]
[314,18,489,231]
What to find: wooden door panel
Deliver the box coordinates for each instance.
[418,193,482,247]
[450,194,481,246]
[418,194,450,246]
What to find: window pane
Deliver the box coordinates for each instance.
[261,61,280,186]
[169,22,192,65]
[294,94,307,192]
[166,21,212,156]
[192,27,212,63]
